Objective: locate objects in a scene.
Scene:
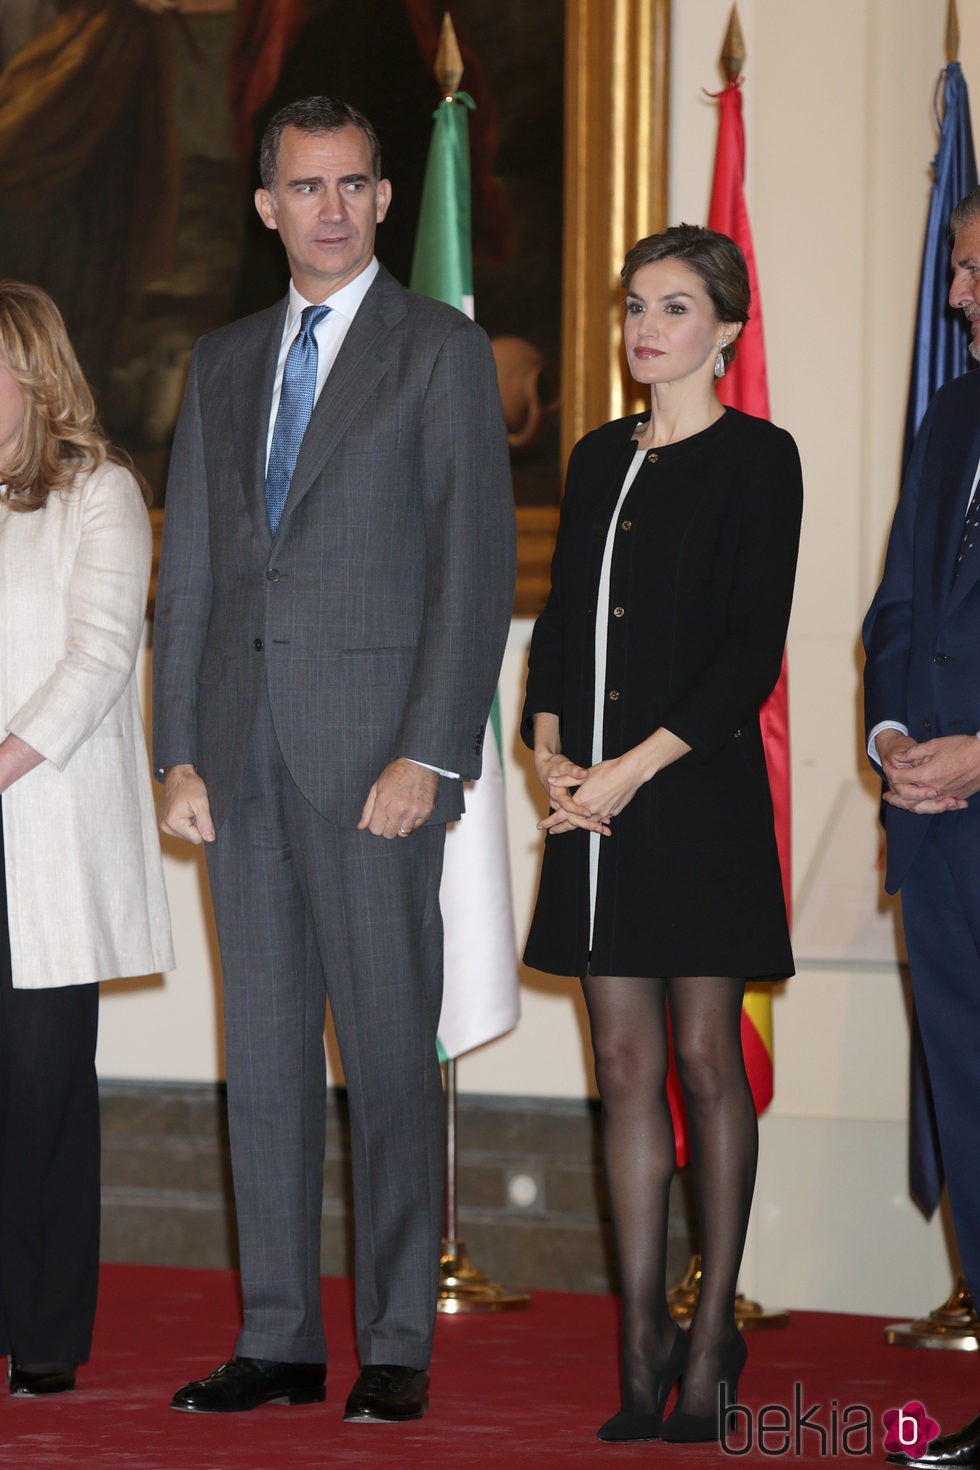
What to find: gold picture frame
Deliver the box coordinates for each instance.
[514,0,671,615]
[150,0,670,618]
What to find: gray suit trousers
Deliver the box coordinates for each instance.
[205,688,446,1367]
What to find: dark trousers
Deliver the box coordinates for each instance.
[205,691,447,1368]
[901,814,980,1304]
[0,803,100,1365]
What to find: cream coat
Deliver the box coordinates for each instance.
[0,462,173,988]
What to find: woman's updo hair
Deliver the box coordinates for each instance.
[621,224,750,371]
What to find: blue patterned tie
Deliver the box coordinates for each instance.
[265,303,331,534]
[953,489,980,587]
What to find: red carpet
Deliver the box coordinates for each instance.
[0,1264,977,1467]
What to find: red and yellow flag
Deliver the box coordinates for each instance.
[667,75,783,1162]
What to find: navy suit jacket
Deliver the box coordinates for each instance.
[863,368,980,893]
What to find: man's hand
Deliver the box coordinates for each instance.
[876,729,974,813]
[358,759,439,839]
[892,733,980,803]
[160,764,216,844]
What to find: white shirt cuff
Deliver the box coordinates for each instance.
[868,720,909,765]
[403,757,459,780]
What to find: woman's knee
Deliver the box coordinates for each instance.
[672,1028,743,1111]
[592,1028,666,1104]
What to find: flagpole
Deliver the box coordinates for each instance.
[947,0,960,66]
[439,1058,530,1314]
[415,14,528,1314]
[668,6,790,1331]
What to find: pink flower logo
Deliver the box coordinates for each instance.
[882,1401,940,1457]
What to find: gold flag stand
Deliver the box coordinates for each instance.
[437,1059,530,1314]
[425,8,529,1320]
[668,1254,790,1330]
[885,1276,980,1351]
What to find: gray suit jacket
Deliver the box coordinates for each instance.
[152,265,515,829]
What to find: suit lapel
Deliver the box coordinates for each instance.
[274,270,407,535]
[229,299,288,544]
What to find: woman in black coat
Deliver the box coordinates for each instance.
[522,225,803,1443]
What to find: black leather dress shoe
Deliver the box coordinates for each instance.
[8,1360,76,1396]
[343,1364,429,1422]
[170,1356,325,1413]
[887,1409,980,1468]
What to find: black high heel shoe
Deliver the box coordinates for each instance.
[660,1330,747,1443]
[596,1324,689,1442]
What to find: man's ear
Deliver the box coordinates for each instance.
[255,188,278,233]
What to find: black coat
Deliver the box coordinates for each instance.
[522,408,803,979]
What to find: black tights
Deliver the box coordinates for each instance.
[582,972,757,1416]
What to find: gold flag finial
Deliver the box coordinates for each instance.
[947,0,960,64]
[435,12,464,96]
[720,4,746,84]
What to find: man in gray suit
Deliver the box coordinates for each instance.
[152,96,515,1422]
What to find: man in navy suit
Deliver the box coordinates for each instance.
[865,186,980,1470]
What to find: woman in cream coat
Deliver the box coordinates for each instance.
[0,282,173,1396]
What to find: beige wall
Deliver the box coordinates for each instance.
[98,0,980,1315]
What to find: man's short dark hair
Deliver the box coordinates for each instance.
[259,97,383,192]
[950,186,980,236]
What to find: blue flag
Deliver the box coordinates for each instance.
[903,62,978,472]
[903,61,977,1216]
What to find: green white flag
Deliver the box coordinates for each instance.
[411,92,476,319]
[410,92,519,1061]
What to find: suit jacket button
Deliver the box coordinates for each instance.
[608,689,620,701]
[266,568,281,582]
[923,718,932,731]
[613,606,625,618]
[934,652,950,664]
[620,519,632,532]
[253,638,264,651]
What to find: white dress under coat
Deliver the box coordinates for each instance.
[0,461,174,988]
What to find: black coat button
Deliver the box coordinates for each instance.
[266,568,281,582]
[253,638,264,651]
[934,652,950,664]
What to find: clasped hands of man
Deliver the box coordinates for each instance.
[160,757,438,845]
[876,727,980,814]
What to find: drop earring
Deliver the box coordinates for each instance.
[714,341,728,379]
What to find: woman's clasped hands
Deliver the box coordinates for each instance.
[535,750,650,837]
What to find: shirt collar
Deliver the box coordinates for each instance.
[285,256,380,335]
